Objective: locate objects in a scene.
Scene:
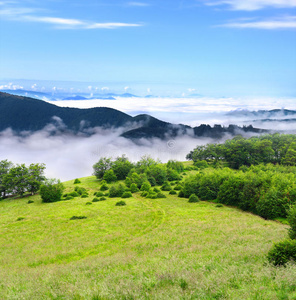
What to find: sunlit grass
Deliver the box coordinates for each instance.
[0,175,295,299]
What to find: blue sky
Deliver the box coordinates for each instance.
[0,0,295,97]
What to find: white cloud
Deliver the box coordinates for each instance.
[101,87,110,91]
[206,0,296,10]
[127,2,150,7]
[86,22,141,29]
[219,16,296,29]
[124,86,130,91]
[0,2,143,29]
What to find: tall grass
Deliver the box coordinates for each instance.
[0,176,295,299]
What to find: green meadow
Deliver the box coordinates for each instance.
[1,174,295,300]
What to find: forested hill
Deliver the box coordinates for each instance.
[0,92,266,139]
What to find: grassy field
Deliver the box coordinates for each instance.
[0,174,295,299]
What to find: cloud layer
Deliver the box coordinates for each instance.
[206,0,296,11]
[0,1,142,29]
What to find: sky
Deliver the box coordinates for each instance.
[0,0,296,97]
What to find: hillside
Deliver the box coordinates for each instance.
[0,92,267,139]
[0,171,295,299]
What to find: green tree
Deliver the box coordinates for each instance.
[93,157,113,179]
[27,163,46,195]
[0,160,13,198]
[112,155,134,180]
[4,164,29,197]
[39,179,64,203]
[103,169,117,183]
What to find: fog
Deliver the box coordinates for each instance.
[2,96,296,181]
[0,124,218,181]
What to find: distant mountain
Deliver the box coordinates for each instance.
[0,92,267,139]
[227,109,296,118]
[0,89,54,100]
[62,95,88,100]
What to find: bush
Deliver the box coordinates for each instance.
[95,191,104,197]
[141,181,151,192]
[92,197,100,202]
[130,183,139,193]
[288,205,296,240]
[216,203,223,207]
[153,187,161,193]
[115,200,126,206]
[141,191,148,197]
[99,196,106,201]
[27,200,34,204]
[40,179,64,203]
[100,184,109,191]
[70,216,87,220]
[74,186,87,195]
[267,239,296,266]
[122,191,132,198]
[157,192,166,198]
[69,191,79,197]
[81,194,88,198]
[65,196,73,200]
[74,178,81,184]
[188,194,200,203]
[103,169,117,183]
[178,190,185,198]
[174,184,183,191]
[169,190,177,195]
[161,181,171,191]
[109,184,125,198]
[85,202,92,205]
[256,188,289,219]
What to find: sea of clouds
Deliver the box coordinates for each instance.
[1,96,295,181]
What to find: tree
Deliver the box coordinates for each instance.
[27,163,46,195]
[0,160,13,198]
[112,155,134,180]
[4,164,29,197]
[93,157,113,179]
[40,179,64,203]
[103,169,117,183]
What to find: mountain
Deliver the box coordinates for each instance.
[0,92,266,139]
[62,95,88,100]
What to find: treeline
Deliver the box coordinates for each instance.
[93,155,184,185]
[187,133,296,169]
[179,164,296,220]
[0,160,46,198]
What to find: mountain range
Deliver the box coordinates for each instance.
[0,92,266,139]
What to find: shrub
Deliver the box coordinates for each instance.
[103,169,117,183]
[74,178,81,184]
[141,181,151,192]
[130,183,139,193]
[99,197,106,201]
[147,192,158,199]
[115,200,126,206]
[70,216,87,220]
[161,181,171,191]
[169,190,177,195]
[17,217,25,221]
[74,186,87,195]
[95,191,104,197]
[81,194,88,198]
[122,192,132,198]
[178,190,185,198]
[109,184,125,198]
[188,194,200,203]
[216,203,223,208]
[85,202,92,205]
[27,200,34,204]
[141,191,148,197]
[174,185,183,191]
[288,205,296,240]
[69,191,79,197]
[153,187,161,193]
[65,196,73,200]
[256,188,289,219]
[157,192,166,198]
[92,197,100,202]
[40,179,64,203]
[267,239,296,266]
[100,184,109,191]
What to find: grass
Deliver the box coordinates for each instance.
[0,175,295,299]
